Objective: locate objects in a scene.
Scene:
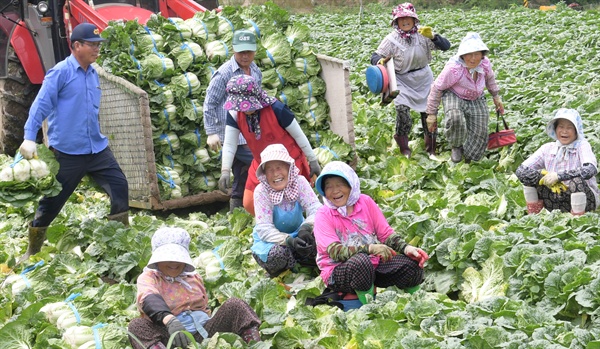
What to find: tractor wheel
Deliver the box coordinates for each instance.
[0,45,41,156]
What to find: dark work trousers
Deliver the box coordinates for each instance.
[32,147,129,228]
[231,145,253,200]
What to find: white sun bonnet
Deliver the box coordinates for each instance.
[256,144,294,178]
[147,227,195,273]
[456,32,489,57]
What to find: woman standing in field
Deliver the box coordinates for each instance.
[371,2,451,157]
[425,32,505,163]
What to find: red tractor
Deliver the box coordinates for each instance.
[0,0,218,155]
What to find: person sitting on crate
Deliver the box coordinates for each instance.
[128,227,262,348]
[370,2,450,157]
[516,108,599,215]
[425,32,505,163]
[218,75,321,216]
[312,161,429,307]
[250,144,322,278]
[203,30,261,212]
[18,23,129,264]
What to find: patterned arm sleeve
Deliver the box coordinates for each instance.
[426,64,460,115]
[559,163,598,181]
[483,59,500,98]
[326,242,370,263]
[515,164,544,187]
[384,233,408,254]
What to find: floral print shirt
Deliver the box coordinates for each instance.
[254,176,321,244]
[136,269,210,318]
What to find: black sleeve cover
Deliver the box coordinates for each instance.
[141,293,173,324]
[371,52,383,65]
[432,34,451,51]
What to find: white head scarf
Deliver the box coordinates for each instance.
[315,161,361,217]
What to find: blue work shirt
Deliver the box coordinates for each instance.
[24,54,108,155]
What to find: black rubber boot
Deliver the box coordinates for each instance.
[420,113,437,155]
[394,134,411,158]
[451,147,463,163]
[108,211,129,226]
[229,198,243,212]
[18,224,47,264]
[426,134,437,155]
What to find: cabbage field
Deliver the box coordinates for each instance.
[1,3,600,348]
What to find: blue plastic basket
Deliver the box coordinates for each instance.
[365,65,383,94]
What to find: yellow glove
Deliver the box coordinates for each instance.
[539,171,559,187]
[550,182,568,194]
[418,26,434,40]
[377,56,391,65]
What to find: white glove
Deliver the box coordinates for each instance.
[309,160,321,178]
[207,134,221,151]
[19,140,37,159]
[218,169,231,193]
[404,245,430,268]
[540,172,559,187]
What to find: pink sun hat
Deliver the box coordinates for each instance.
[390,3,419,26]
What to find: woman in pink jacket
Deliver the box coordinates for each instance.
[313,161,429,304]
[425,32,505,163]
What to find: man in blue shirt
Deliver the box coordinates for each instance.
[18,23,129,262]
[203,30,261,212]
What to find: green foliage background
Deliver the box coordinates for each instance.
[1,3,600,348]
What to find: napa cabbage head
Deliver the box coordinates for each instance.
[461,253,507,303]
[140,53,175,80]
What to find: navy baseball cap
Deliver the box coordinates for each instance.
[71,23,106,42]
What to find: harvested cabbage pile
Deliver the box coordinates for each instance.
[0,145,62,207]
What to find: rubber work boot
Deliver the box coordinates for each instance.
[18,224,48,264]
[356,284,375,305]
[420,113,436,156]
[393,134,411,158]
[108,211,129,226]
[451,147,463,163]
[404,285,421,294]
[241,326,262,343]
[425,134,437,155]
[229,198,243,212]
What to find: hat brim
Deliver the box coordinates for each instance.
[233,43,257,52]
[256,157,295,178]
[147,243,195,272]
[315,170,351,197]
[84,37,107,42]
